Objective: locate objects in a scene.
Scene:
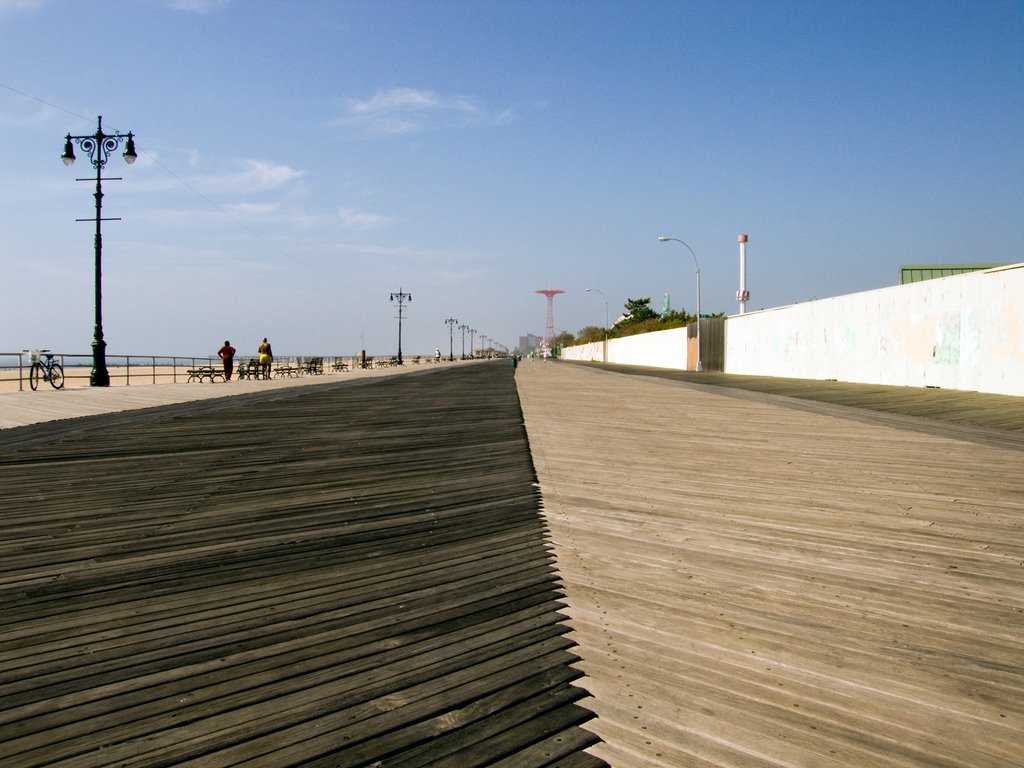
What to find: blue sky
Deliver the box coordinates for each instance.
[1,0,1021,358]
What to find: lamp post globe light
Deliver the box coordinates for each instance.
[62,115,137,387]
[458,324,469,359]
[585,287,609,363]
[657,236,702,372]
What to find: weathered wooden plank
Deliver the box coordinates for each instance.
[517,361,1024,768]
[198,662,592,767]
[356,671,592,767]
[0,363,606,767]
[589,363,1024,438]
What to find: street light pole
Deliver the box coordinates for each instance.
[458,324,468,359]
[469,328,476,357]
[657,236,702,371]
[62,115,137,387]
[444,317,458,361]
[389,288,412,364]
[585,287,609,363]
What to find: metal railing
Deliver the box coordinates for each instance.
[0,353,222,392]
[0,352,360,392]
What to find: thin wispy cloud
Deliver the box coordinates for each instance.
[184,159,305,194]
[167,0,230,13]
[237,159,304,190]
[0,102,52,127]
[224,202,278,217]
[122,157,304,198]
[0,0,44,16]
[337,207,392,230]
[333,87,512,137]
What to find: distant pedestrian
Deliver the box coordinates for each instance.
[217,340,237,381]
[435,348,441,361]
[258,337,273,378]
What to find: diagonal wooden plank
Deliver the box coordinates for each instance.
[517,361,1024,768]
[0,362,606,767]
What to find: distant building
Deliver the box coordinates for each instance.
[899,263,1010,284]
[517,333,543,356]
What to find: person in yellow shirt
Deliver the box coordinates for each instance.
[257,337,273,378]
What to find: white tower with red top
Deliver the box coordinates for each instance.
[736,234,750,314]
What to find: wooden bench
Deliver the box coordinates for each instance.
[273,366,300,378]
[237,360,268,380]
[301,357,324,375]
[186,366,224,383]
[331,360,349,372]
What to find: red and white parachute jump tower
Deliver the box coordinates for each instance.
[535,288,565,348]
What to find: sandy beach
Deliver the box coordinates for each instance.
[0,365,201,393]
[0,355,453,395]
[0,357,465,429]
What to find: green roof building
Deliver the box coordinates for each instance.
[899,263,1009,284]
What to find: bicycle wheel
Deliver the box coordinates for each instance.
[48,363,65,390]
[29,362,42,390]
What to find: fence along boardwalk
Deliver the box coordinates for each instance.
[516,361,1024,768]
[0,363,605,767]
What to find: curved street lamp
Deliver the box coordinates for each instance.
[62,115,137,387]
[458,323,469,359]
[657,236,702,371]
[585,287,609,363]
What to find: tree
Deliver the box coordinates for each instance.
[620,297,659,324]
[575,325,606,344]
[568,298,725,345]
[660,308,694,328]
[551,331,576,352]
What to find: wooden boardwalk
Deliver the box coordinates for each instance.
[516,361,1024,767]
[592,364,1024,437]
[3,360,1022,766]
[0,364,605,767]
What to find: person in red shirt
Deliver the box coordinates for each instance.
[217,340,237,381]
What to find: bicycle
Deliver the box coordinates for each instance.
[28,350,65,391]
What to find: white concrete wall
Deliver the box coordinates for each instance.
[563,263,1024,396]
[726,263,1023,395]
[562,327,689,369]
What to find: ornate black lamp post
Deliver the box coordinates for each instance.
[444,317,458,361]
[62,115,137,386]
[389,288,412,364]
